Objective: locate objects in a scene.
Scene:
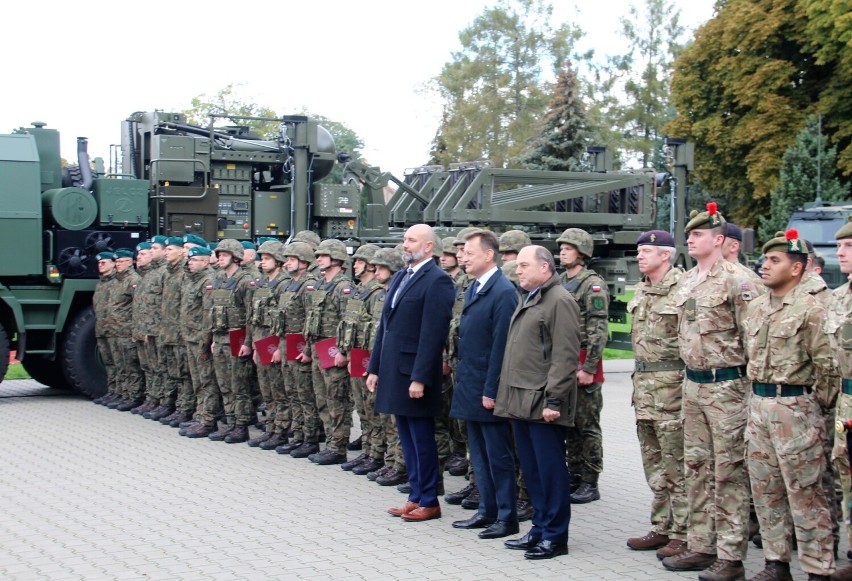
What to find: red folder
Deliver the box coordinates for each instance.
[349,348,371,378]
[229,328,247,356]
[254,335,280,366]
[314,337,339,369]
[579,349,604,383]
[285,333,307,361]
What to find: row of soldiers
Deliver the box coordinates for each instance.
[626,204,852,581]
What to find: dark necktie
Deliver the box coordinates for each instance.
[392,268,414,307]
[469,280,480,300]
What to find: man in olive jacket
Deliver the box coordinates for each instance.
[494,245,580,560]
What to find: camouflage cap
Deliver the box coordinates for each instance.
[499,229,531,253]
[240,240,256,250]
[835,215,852,240]
[215,238,244,260]
[188,246,212,258]
[183,233,207,247]
[315,238,348,262]
[454,227,483,245]
[442,237,459,256]
[257,240,286,262]
[96,251,116,261]
[556,228,594,258]
[282,241,315,263]
[501,259,519,286]
[723,223,743,241]
[352,244,381,262]
[292,230,321,250]
[762,229,808,255]
[370,248,405,273]
[684,202,726,232]
[150,235,168,246]
[636,230,675,247]
[114,248,135,259]
[165,236,184,248]
[136,242,153,251]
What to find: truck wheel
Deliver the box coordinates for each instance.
[0,323,9,383]
[61,306,107,399]
[21,356,72,389]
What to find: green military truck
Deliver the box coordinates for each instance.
[786,202,852,289]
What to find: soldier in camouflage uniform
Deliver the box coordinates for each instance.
[300,239,354,465]
[828,218,852,581]
[663,203,765,580]
[246,240,291,448]
[239,240,262,421]
[275,242,321,456]
[338,244,383,472]
[558,227,609,504]
[207,239,255,444]
[498,229,531,263]
[130,242,167,415]
[743,230,837,581]
[93,252,118,405]
[722,223,763,283]
[625,230,688,560]
[106,248,144,411]
[292,230,322,278]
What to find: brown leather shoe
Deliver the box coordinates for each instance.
[387,501,419,517]
[662,550,717,572]
[656,539,688,560]
[401,505,442,522]
[697,559,744,581]
[627,530,669,550]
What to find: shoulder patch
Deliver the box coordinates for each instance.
[205,285,213,291]
[591,285,602,293]
[306,285,315,292]
[343,288,351,295]
[592,296,605,310]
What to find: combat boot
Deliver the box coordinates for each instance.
[367,465,392,481]
[341,453,369,471]
[461,487,481,510]
[313,449,347,465]
[224,425,249,443]
[352,457,384,475]
[184,422,217,438]
[810,576,831,581]
[142,404,165,419]
[208,424,235,441]
[259,432,288,450]
[662,551,717,572]
[275,439,303,454]
[748,561,792,581]
[445,483,476,505]
[627,531,669,551]
[148,405,174,421]
[168,411,191,428]
[570,483,600,504]
[516,500,533,522]
[106,396,127,409]
[698,559,745,581]
[347,439,363,451]
[131,399,157,415]
[248,432,273,447]
[159,410,180,425]
[289,441,320,458]
[116,398,144,412]
[376,467,408,486]
[657,539,688,560]
[178,421,200,436]
[832,564,852,581]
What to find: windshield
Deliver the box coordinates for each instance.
[787,217,846,242]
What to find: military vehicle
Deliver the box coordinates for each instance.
[0,111,692,395]
[786,202,852,288]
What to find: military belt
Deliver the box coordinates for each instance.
[842,378,852,395]
[752,383,811,397]
[685,365,746,384]
[634,359,685,373]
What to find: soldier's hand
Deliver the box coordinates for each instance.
[408,381,424,399]
[238,344,252,358]
[253,351,260,365]
[271,348,281,364]
[334,352,349,368]
[296,352,312,364]
[577,369,595,386]
[542,409,560,422]
[143,335,148,344]
[366,373,378,393]
[482,396,495,410]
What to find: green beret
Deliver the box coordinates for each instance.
[114,248,135,259]
[96,252,115,261]
[188,246,213,258]
[684,202,726,232]
[183,233,207,247]
[136,242,152,251]
[762,229,808,255]
[835,216,852,240]
[208,242,219,250]
[165,236,184,248]
[150,235,168,246]
[240,240,257,250]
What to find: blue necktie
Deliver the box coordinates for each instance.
[392,268,414,307]
[469,280,480,301]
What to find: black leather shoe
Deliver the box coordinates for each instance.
[259,432,288,450]
[461,488,481,510]
[347,439,363,451]
[445,483,476,505]
[570,483,600,504]
[376,468,408,486]
[289,441,320,458]
[341,453,369,471]
[516,500,533,522]
[352,457,384,475]
[452,514,496,529]
[276,439,303,454]
[524,540,568,560]
[479,520,520,539]
[504,532,542,550]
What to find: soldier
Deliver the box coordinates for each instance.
[180,246,219,438]
[299,238,354,465]
[106,248,144,411]
[663,203,764,580]
[440,237,461,278]
[828,217,852,581]
[338,244,382,471]
[207,239,255,444]
[207,242,220,270]
[743,229,837,581]
[130,242,168,416]
[723,223,762,283]
[274,242,321,456]
[92,252,118,405]
[557,227,609,504]
[498,229,531,263]
[625,230,688,560]
[246,240,290,448]
[241,241,261,280]
[292,230,322,278]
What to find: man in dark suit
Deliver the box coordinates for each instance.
[450,230,519,539]
[494,245,580,559]
[367,224,455,522]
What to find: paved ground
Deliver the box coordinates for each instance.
[0,361,842,580]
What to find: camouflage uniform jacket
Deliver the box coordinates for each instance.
[131,257,166,340]
[734,260,763,283]
[160,259,186,345]
[826,282,852,381]
[180,267,215,348]
[210,268,252,345]
[247,271,289,340]
[801,270,831,307]
[303,270,353,343]
[337,278,384,353]
[242,262,262,283]
[561,267,609,375]
[276,272,319,356]
[93,271,116,338]
[365,286,389,352]
[675,257,764,371]
[110,267,141,338]
[744,284,838,410]
[627,266,684,421]
[446,273,473,364]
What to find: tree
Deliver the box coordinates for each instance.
[518,64,588,171]
[183,84,279,139]
[429,0,584,168]
[757,115,850,242]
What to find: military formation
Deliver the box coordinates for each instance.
[88,209,852,577]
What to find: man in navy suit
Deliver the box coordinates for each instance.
[450,230,519,539]
[367,224,455,522]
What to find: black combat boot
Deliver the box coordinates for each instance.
[208,424,235,441]
[223,424,249,443]
[259,432,288,450]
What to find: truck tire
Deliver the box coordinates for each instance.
[21,356,72,389]
[61,306,107,399]
[0,323,9,383]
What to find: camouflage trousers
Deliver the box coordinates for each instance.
[351,375,381,458]
[286,358,318,443]
[162,343,192,412]
[311,343,352,455]
[97,337,118,395]
[833,392,852,548]
[747,394,835,575]
[434,374,455,470]
[383,413,405,471]
[135,336,165,403]
[566,382,603,485]
[254,349,288,434]
[636,419,688,540]
[683,378,750,561]
[185,341,217,422]
[212,335,254,426]
[109,336,143,400]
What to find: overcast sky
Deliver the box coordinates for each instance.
[2,0,715,178]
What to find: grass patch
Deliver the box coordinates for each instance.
[4,363,30,380]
